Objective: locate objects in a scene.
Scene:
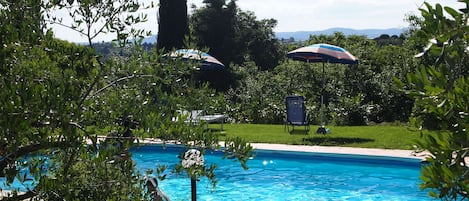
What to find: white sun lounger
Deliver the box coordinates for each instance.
[176,110,228,130]
[198,114,229,130]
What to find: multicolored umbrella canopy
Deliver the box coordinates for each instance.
[287,43,358,65]
[286,43,358,133]
[168,49,225,70]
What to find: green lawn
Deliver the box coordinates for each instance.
[209,123,425,150]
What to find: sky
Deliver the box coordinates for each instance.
[50,0,464,43]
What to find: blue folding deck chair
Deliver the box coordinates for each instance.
[285,95,310,133]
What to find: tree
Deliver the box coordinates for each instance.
[188,0,283,91]
[305,32,416,125]
[44,0,152,46]
[226,61,286,124]
[1,0,153,199]
[225,32,418,126]
[373,34,404,46]
[157,0,189,51]
[366,44,417,123]
[191,0,237,65]
[0,0,44,44]
[1,0,252,200]
[399,1,469,199]
[190,0,283,70]
[237,11,283,71]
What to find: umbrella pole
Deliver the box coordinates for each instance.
[321,62,325,127]
[316,62,326,134]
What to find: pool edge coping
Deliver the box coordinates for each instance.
[248,143,428,161]
[94,137,429,161]
[132,139,429,161]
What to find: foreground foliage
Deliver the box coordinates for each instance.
[0,0,252,200]
[400,2,469,199]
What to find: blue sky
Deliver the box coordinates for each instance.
[50,0,464,42]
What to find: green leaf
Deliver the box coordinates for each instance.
[435,4,443,18]
[444,6,459,19]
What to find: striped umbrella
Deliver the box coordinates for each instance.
[169,49,225,70]
[287,43,359,133]
[287,43,358,64]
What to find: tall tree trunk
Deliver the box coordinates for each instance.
[157,0,189,51]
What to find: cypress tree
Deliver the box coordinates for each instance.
[157,0,189,51]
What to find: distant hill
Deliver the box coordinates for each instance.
[129,27,405,44]
[276,27,405,41]
[142,35,157,44]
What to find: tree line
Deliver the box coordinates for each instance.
[152,0,415,125]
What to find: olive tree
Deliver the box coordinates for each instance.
[398,1,469,199]
[1,0,252,200]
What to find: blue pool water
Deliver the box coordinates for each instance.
[133,145,433,201]
[1,145,433,200]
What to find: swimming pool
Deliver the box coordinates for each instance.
[133,145,433,201]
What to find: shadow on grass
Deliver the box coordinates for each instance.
[303,136,374,146]
[207,128,227,136]
[289,129,310,135]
